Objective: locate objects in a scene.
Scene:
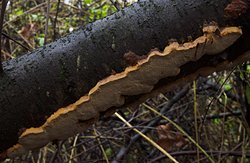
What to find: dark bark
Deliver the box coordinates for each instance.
[0,0,250,155]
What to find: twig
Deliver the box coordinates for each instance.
[203,82,239,101]
[201,67,236,128]
[94,127,110,163]
[151,142,243,162]
[193,81,200,162]
[0,0,8,73]
[143,104,214,162]
[218,92,227,162]
[190,111,241,121]
[149,150,250,162]
[4,2,47,27]
[2,32,30,51]
[109,0,120,11]
[68,134,79,163]
[235,68,250,135]
[218,142,242,162]
[44,0,51,45]
[115,112,179,163]
[111,85,189,162]
[49,141,63,163]
[53,0,60,41]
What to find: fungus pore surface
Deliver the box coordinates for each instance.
[5,25,242,158]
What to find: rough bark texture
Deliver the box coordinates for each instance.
[0,0,250,158]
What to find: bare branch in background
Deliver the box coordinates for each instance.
[53,0,61,41]
[2,32,30,51]
[44,0,50,45]
[109,0,120,11]
[0,0,8,73]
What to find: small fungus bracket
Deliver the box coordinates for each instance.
[224,0,249,19]
[3,25,242,158]
[123,51,148,66]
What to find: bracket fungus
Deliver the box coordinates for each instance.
[4,25,242,158]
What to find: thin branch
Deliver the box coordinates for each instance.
[2,32,30,51]
[53,0,61,41]
[44,0,51,45]
[49,141,63,163]
[149,150,250,162]
[201,67,236,128]
[202,81,239,101]
[0,0,8,73]
[109,0,120,11]
[4,2,47,27]
[112,85,190,162]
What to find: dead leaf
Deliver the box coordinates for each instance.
[19,23,39,46]
[156,123,187,151]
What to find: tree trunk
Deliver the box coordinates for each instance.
[0,0,250,159]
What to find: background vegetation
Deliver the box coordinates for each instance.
[1,0,250,162]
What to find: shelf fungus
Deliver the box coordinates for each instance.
[5,25,242,158]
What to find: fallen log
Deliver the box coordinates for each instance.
[0,0,250,159]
